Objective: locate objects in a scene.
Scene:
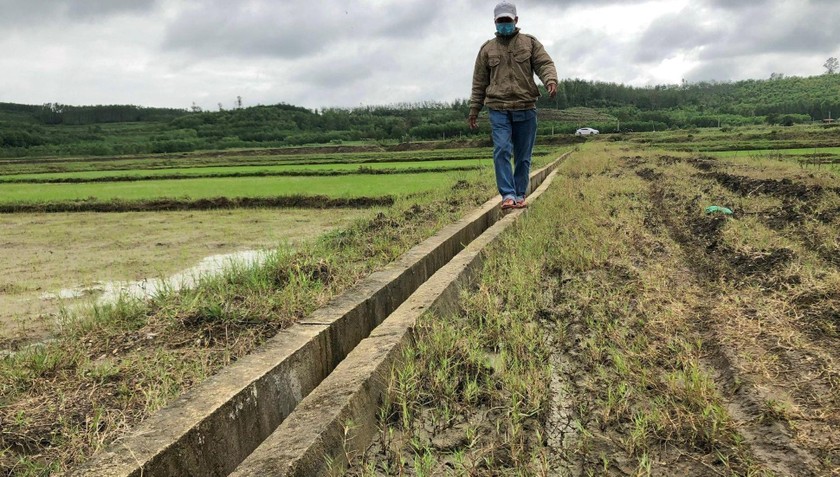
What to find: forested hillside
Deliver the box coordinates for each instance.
[544,74,840,116]
[2,73,839,157]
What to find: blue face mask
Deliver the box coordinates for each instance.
[496,22,516,36]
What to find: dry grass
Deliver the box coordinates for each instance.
[350,142,840,476]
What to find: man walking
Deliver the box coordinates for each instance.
[469,2,558,209]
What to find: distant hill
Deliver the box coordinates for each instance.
[0,102,187,126]
[538,74,840,122]
[538,107,616,124]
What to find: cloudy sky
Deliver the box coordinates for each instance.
[1,0,838,111]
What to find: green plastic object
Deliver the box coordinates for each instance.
[705,206,733,215]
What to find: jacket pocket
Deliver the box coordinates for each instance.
[514,50,531,63]
[487,56,502,96]
[512,50,536,98]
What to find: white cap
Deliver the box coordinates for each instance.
[494,2,517,21]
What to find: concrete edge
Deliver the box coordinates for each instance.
[230,166,562,476]
[68,154,568,477]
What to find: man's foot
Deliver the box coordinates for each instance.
[501,198,516,209]
[513,199,527,209]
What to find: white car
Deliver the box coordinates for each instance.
[575,127,599,136]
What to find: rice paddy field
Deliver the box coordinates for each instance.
[0,147,526,207]
[0,158,488,183]
[0,173,462,203]
[2,125,840,476]
[1,144,562,351]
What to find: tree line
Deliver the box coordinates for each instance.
[2,73,840,157]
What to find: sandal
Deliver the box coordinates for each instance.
[501,198,516,209]
[514,199,527,209]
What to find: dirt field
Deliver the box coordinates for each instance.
[546,149,839,475]
[351,144,839,476]
[0,208,374,350]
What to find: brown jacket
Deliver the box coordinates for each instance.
[469,29,558,117]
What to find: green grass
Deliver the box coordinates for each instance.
[0,148,489,175]
[708,146,840,158]
[626,124,840,153]
[0,146,556,176]
[705,145,840,174]
[0,158,492,182]
[352,187,559,475]
[0,172,468,203]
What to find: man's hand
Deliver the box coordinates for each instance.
[547,83,557,98]
[468,115,478,130]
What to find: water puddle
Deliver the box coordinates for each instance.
[41,249,273,305]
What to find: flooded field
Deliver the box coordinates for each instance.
[0,208,374,349]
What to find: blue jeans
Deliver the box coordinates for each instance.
[489,108,537,201]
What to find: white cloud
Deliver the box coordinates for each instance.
[1,0,838,110]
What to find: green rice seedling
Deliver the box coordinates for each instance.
[0,172,467,206]
[20,344,75,379]
[324,454,341,477]
[75,295,148,335]
[413,447,435,477]
[81,405,113,452]
[396,349,419,431]
[358,461,377,477]
[3,456,60,477]
[78,358,120,384]
[450,449,467,474]
[600,381,630,427]
[758,399,792,424]
[610,348,630,377]
[462,376,481,406]
[337,418,357,475]
[697,402,730,451]
[636,452,653,477]
[627,408,662,456]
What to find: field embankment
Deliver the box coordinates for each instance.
[0,147,536,213]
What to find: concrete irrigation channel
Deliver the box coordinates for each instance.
[69,154,568,477]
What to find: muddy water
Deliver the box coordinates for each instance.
[1,208,374,350]
[0,249,275,355]
[42,249,273,304]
